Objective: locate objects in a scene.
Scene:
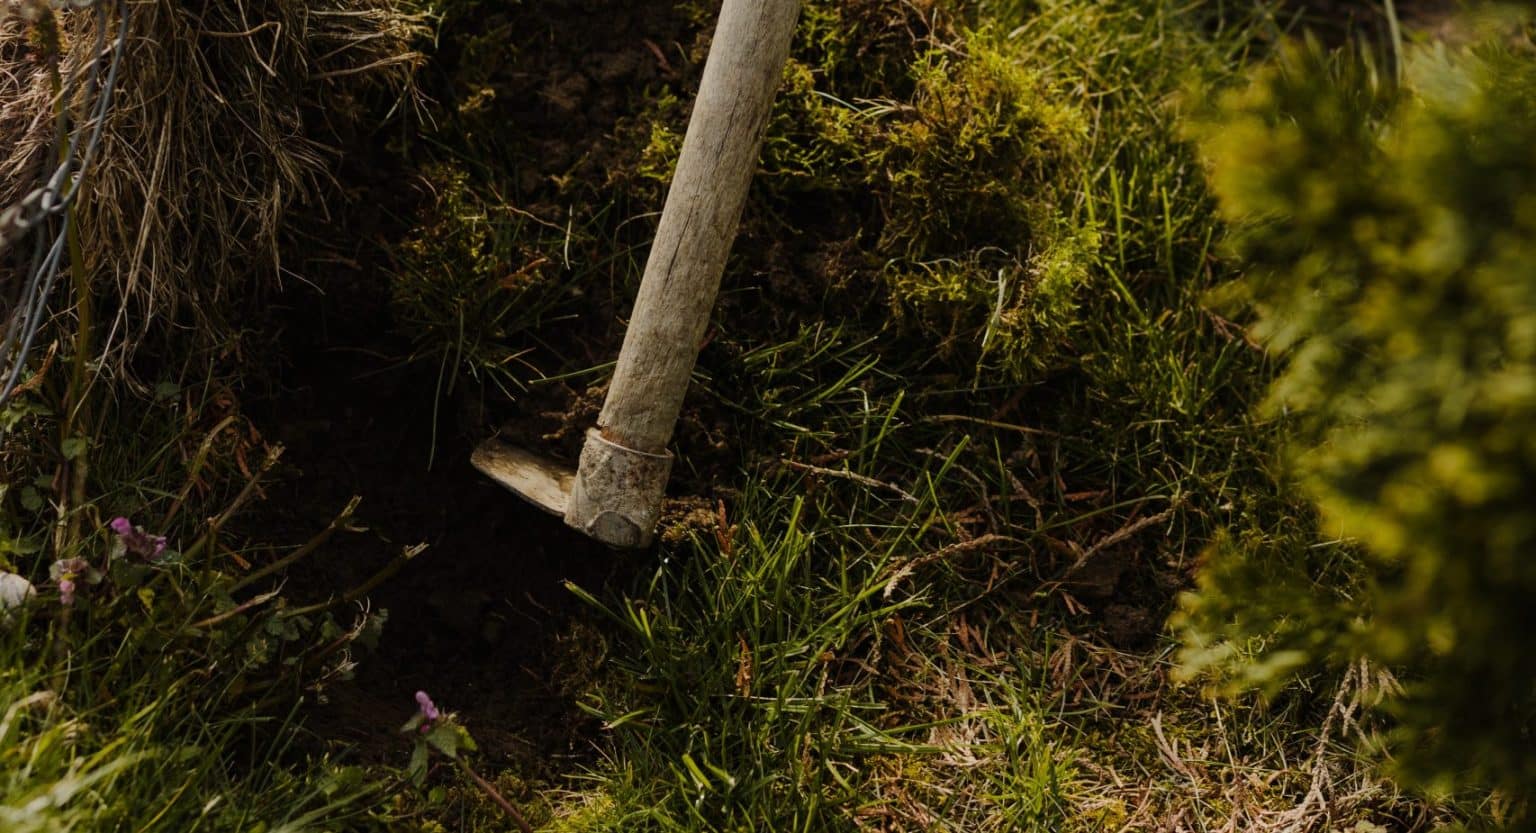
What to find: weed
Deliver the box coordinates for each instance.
[391,163,571,402]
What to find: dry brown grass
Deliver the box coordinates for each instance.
[1,0,427,381]
[861,621,1454,833]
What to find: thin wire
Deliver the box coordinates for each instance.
[0,0,128,408]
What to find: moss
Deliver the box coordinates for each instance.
[747,12,1100,381]
[872,39,1089,255]
[873,40,1100,375]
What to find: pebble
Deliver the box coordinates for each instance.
[0,571,37,614]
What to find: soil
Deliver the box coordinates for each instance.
[247,283,623,769]
[241,0,713,772]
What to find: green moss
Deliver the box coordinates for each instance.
[885,219,1096,378]
[763,17,1100,381]
[873,40,1089,255]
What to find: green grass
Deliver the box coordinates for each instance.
[0,374,404,830]
[441,1,1463,825]
[1,0,1514,831]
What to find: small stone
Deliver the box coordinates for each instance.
[0,571,37,615]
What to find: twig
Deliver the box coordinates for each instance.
[161,414,240,528]
[187,587,282,631]
[6,340,57,398]
[1271,660,1366,833]
[280,542,427,619]
[181,443,284,563]
[229,496,361,594]
[780,458,919,504]
[883,534,1020,599]
[1060,501,1181,578]
[924,414,1066,439]
[459,759,535,833]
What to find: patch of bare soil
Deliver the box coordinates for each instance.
[248,283,620,768]
[248,0,708,769]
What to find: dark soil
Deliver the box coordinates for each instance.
[243,0,715,772]
[248,282,622,768]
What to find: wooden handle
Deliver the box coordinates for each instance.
[597,0,802,452]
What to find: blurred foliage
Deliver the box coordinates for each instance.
[1177,23,1536,814]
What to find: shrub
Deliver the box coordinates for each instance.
[1178,25,1536,813]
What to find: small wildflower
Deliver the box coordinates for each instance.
[109,516,168,561]
[49,558,93,606]
[415,690,440,732]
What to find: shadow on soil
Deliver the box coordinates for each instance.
[238,0,707,771]
[247,289,625,770]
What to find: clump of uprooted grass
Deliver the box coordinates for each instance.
[0,0,426,382]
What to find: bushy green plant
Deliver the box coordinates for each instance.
[1178,28,1536,814]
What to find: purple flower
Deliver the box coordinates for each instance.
[415,690,440,720]
[50,558,96,607]
[109,516,168,561]
[415,690,440,731]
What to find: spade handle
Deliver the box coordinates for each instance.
[599,0,801,450]
[565,0,802,547]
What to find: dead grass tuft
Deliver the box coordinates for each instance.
[0,0,428,380]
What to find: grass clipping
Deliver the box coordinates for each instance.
[0,0,426,365]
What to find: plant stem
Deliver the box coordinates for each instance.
[279,542,427,619]
[181,443,284,564]
[160,414,240,528]
[229,496,361,594]
[458,759,534,833]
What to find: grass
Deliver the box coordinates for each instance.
[0,362,407,829]
[0,0,1514,831]
[409,1,1463,827]
[0,0,427,377]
